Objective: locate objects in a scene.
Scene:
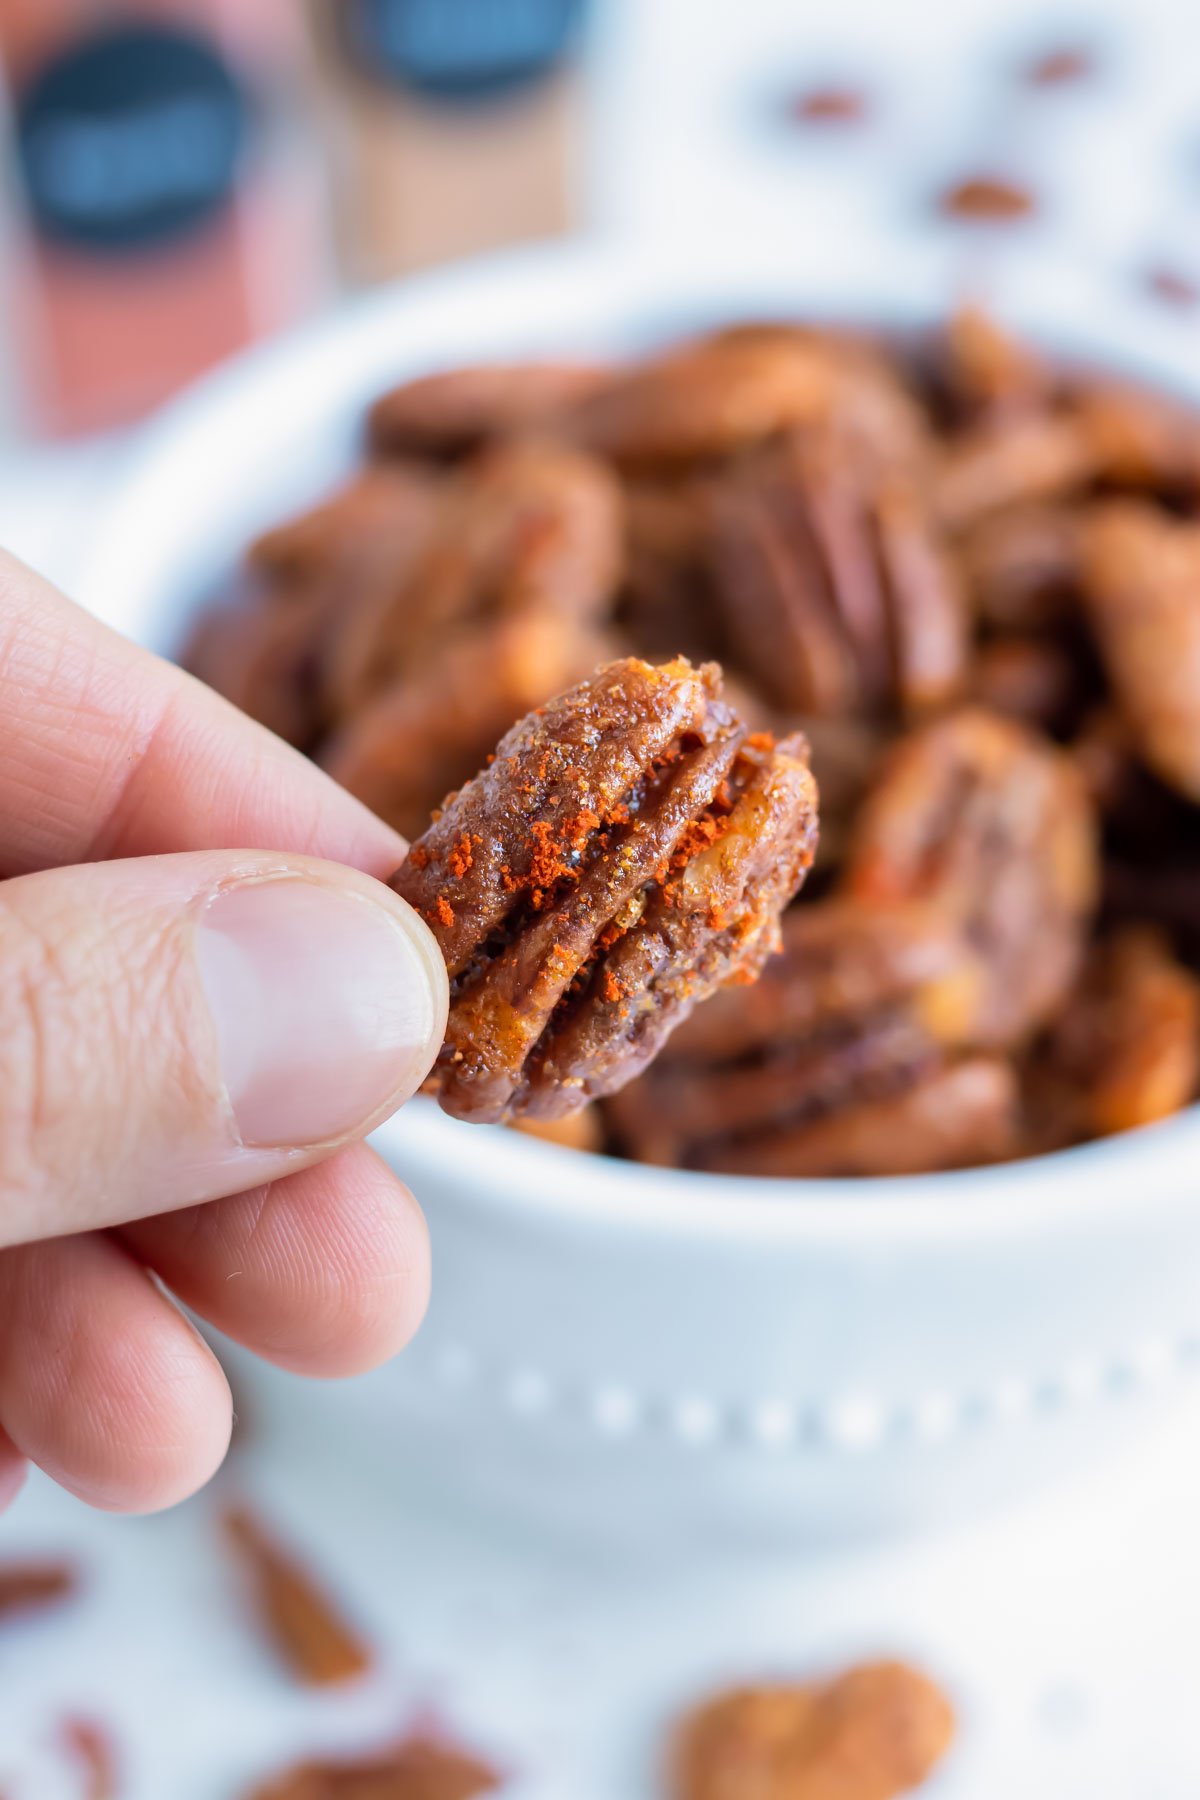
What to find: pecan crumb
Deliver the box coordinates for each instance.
[788,85,869,124]
[0,1559,78,1621]
[223,1505,372,1688]
[939,175,1035,220]
[1024,45,1096,86]
[61,1717,118,1800]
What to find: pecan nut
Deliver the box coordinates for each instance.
[367,360,607,457]
[843,708,1099,1047]
[391,657,818,1122]
[672,1661,955,1800]
[709,428,966,717]
[1078,501,1200,802]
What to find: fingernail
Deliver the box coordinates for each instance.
[196,878,446,1147]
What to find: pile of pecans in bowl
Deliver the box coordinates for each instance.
[187,309,1200,1177]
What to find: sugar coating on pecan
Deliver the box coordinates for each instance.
[391,657,818,1122]
[672,1661,955,1800]
[367,360,608,457]
[1078,502,1200,802]
[709,427,967,718]
[843,708,1099,1047]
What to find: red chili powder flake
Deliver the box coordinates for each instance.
[940,175,1036,221]
[563,808,600,851]
[448,834,475,879]
[1025,45,1095,86]
[601,971,624,1004]
[669,811,731,874]
[789,84,869,124]
[407,844,431,871]
[606,802,631,826]
[433,896,455,929]
[527,818,573,899]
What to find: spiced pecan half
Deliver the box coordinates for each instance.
[323,615,615,841]
[843,708,1099,1047]
[604,900,1000,1173]
[391,657,818,1122]
[185,465,442,747]
[332,440,623,710]
[709,427,967,717]
[367,361,608,457]
[223,1505,372,1688]
[1078,502,1200,802]
[957,503,1081,634]
[565,330,927,473]
[1032,927,1200,1142]
[672,1661,955,1800]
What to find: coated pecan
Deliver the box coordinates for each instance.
[246,1732,500,1800]
[391,657,818,1122]
[843,708,1099,1047]
[333,440,623,709]
[1032,927,1200,1142]
[322,615,614,841]
[565,330,927,472]
[933,410,1096,534]
[673,1661,955,1800]
[367,360,607,456]
[709,428,966,717]
[185,465,442,747]
[605,901,1001,1173]
[957,503,1080,634]
[620,478,727,665]
[937,306,1049,423]
[1078,502,1200,801]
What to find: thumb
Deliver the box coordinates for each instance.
[0,851,447,1249]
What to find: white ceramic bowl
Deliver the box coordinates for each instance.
[77,236,1200,1545]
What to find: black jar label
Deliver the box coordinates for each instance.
[15,21,251,254]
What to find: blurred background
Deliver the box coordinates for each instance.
[4,1,1200,1796]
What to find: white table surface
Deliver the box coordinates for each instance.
[5,0,1200,1793]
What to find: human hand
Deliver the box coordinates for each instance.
[0,551,448,1516]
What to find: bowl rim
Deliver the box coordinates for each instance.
[74,230,1200,1245]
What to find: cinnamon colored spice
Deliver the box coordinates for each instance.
[244,1731,501,1800]
[0,1559,77,1621]
[61,1717,118,1800]
[939,176,1035,220]
[223,1506,372,1687]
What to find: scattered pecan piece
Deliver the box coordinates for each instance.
[392,658,817,1122]
[0,1559,77,1621]
[61,1717,118,1800]
[245,1731,501,1800]
[672,1661,955,1800]
[1024,45,1096,86]
[223,1505,372,1687]
[939,175,1035,220]
[1078,502,1200,801]
[367,361,608,457]
[709,428,966,717]
[323,615,614,841]
[934,411,1096,534]
[788,86,869,124]
[843,709,1098,1047]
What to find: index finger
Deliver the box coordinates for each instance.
[0,550,406,878]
